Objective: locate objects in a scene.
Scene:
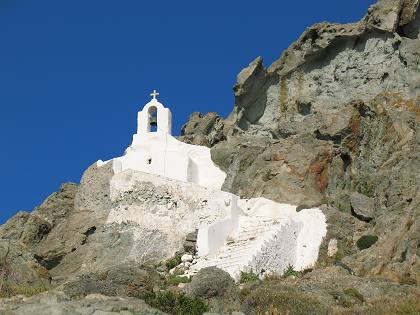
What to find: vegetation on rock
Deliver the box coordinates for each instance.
[239,270,259,283]
[143,290,208,315]
[356,235,378,251]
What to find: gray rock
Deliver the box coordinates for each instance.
[179,0,420,285]
[185,267,234,298]
[183,230,198,254]
[32,182,78,226]
[177,112,227,147]
[350,192,375,222]
[62,263,161,298]
[0,291,165,314]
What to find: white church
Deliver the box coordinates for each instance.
[97,91,327,280]
[110,90,226,190]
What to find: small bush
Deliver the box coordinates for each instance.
[282,265,311,278]
[144,290,208,315]
[239,287,252,302]
[341,295,420,315]
[0,280,49,298]
[356,235,378,250]
[0,261,49,298]
[167,274,191,286]
[359,182,374,198]
[239,271,259,283]
[343,287,364,302]
[241,282,328,315]
[165,254,182,270]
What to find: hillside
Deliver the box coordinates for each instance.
[1,0,419,314]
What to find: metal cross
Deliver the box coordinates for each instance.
[150,89,159,99]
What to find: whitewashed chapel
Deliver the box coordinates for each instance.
[97,91,327,280]
[109,90,225,189]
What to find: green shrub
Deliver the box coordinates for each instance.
[0,280,49,298]
[344,287,364,302]
[282,265,311,278]
[239,271,259,283]
[143,290,208,315]
[283,265,300,278]
[356,235,378,250]
[1,261,49,298]
[239,287,252,302]
[167,274,191,286]
[241,282,328,315]
[165,254,182,270]
[359,182,374,198]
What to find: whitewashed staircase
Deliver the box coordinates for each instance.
[186,215,288,279]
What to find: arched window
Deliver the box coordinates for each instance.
[148,106,158,132]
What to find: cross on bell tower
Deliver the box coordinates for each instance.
[150,89,159,99]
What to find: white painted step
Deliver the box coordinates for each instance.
[186,215,287,279]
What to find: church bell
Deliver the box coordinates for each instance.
[150,116,158,127]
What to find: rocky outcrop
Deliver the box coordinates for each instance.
[179,0,420,284]
[178,112,228,147]
[0,291,165,314]
[0,183,79,290]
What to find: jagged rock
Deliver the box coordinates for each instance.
[178,112,227,147]
[62,263,161,298]
[0,211,32,241]
[350,192,375,222]
[0,240,50,288]
[0,211,54,288]
[179,0,420,284]
[183,230,198,254]
[0,291,165,314]
[32,182,78,226]
[33,163,114,281]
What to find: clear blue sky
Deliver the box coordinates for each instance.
[0,0,376,223]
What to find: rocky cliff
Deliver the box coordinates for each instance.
[180,0,420,285]
[1,0,419,314]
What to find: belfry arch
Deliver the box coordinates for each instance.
[148,105,158,132]
[137,90,172,135]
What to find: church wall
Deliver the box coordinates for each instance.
[106,170,235,260]
[164,136,226,189]
[164,150,190,183]
[114,130,227,189]
[197,194,242,256]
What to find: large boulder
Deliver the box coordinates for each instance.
[185,267,234,299]
[350,192,375,222]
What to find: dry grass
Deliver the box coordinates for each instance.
[340,295,420,315]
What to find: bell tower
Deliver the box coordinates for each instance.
[137,90,172,135]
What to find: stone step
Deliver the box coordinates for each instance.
[185,215,286,279]
[212,254,253,264]
[216,247,260,258]
[234,229,277,240]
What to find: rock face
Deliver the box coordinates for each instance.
[180,0,420,284]
[0,291,165,314]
